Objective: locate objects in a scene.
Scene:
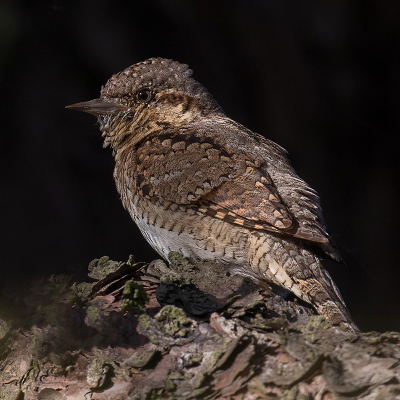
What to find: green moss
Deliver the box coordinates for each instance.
[70,282,93,304]
[160,272,192,287]
[88,256,121,281]
[249,314,288,331]
[87,358,110,390]
[86,305,99,323]
[125,348,159,369]
[164,378,176,392]
[298,315,331,344]
[123,281,149,304]
[138,314,151,331]
[177,328,188,337]
[121,281,149,316]
[193,372,207,389]
[282,386,299,400]
[209,350,223,369]
[155,305,193,337]
[168,371,184,380]
[185,353,203,367]
[168,252,195,272]
[121,299,134,314]
[165,371,185,394]
[279,335,287,346]
[127,254,135,265]
[308,315,331,330]
[150,335,159,345]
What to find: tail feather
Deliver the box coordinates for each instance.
[294,271,359,332]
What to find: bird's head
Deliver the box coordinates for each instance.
[66,58,223,152]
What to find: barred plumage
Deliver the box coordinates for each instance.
[67,57,359,332]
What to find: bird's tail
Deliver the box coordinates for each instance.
[294,268,359,333]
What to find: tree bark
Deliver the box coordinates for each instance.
[1,254,399,400]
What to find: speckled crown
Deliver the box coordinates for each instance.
[100,58,221,111]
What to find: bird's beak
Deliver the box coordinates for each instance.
[66,98,129,115]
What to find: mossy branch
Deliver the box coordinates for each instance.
[0,253,399,399]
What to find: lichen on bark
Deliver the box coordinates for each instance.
[1,254,400,399]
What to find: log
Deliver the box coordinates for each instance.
[1,253,399,400]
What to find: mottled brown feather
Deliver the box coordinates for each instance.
[134,128,335,247]
[67,57,356,331]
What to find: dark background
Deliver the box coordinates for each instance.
[1,0,399,332]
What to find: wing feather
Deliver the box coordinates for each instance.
[134,129,332,247]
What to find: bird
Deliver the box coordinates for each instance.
[67,57,359,332]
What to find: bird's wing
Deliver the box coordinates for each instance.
[134,129,329,244]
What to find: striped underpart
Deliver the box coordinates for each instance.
[115,164,358,332]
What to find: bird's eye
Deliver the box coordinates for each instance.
[136,89,153,103]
